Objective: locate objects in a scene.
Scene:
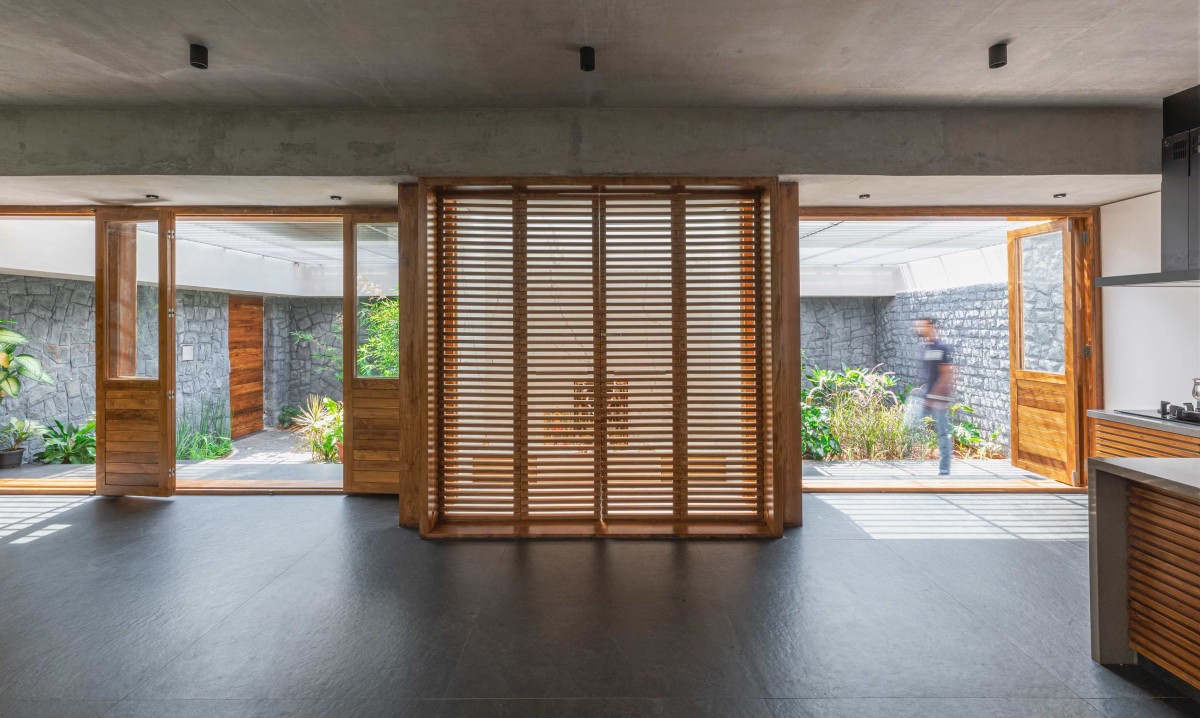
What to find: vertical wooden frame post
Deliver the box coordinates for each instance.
[775,183,802,527]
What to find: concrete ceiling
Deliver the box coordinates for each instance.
[1,0,1196,108]
[791,174,1161,206]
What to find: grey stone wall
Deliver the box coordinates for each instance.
[262,297,344,423]
[286,298,344,408]
[174,289,230,425]
[1019,234,1066,373]
[875,284,1011,445]
[799,298,877,377]
[0,275,95,461]
[0,273,343,463]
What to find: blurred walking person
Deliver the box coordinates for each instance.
[914,317,956,475]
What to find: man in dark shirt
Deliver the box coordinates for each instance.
[914,317,956,475]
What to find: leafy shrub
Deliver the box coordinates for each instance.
[801,403,840,460]
[356,292,400,377]
[0,319,53,403]
[277,405,302,429]
[291,395,343,463]
[176,396,233,460]
[801,358,1004,461]
[36,419,96,464]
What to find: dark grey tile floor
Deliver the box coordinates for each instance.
[0,493,1196,718]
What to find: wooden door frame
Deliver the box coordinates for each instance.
[1008,220,1075,485]
[341,207,405,497]
[94,207,176,496]
[796,206,1102,487]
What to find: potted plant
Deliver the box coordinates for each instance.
[0,320,54,403]
[0,418,46,469]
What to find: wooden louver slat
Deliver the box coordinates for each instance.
[434,186,765,528]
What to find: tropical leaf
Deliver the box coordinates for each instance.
[0,328,29,346]
[0,376,19,397]
[10,354,53,384]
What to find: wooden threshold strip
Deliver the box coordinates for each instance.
[425,520,776,539]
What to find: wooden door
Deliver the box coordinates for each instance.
[95,209,176,496]
[228,296,264,439]
[342,207,404,496]
[1008,220,1078,485]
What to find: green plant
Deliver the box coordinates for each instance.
[176,396,233,461]
[0,418,46,451]
[36,419,96,464]
[277,405,303,429]
[800,403,840,460]
[356,290,400,377]
[290,394,343,463]
[0,320,53,403]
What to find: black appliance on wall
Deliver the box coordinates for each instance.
[1098,84,1200,287]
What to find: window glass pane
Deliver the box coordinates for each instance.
[1020,230,1065,373]
[105,220,158,378]
[355,222,399,378]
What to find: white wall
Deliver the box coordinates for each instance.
[0,218,342,297]
[1100,192,1200,408]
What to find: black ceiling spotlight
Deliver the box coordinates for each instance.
[580,46,596,72]
[858,194,871,200]
[189,43,208,70]
[145,194,159,200]
[989,42,1008,69]
[330,195,343,201]
[1054,193,1068,198]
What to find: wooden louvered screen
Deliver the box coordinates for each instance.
[1127,483,1200,690]
[431,185,768,534]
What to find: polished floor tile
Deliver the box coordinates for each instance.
[0,493,1194,718]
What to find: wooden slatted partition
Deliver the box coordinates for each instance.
[1127,483,1200,690]
[1094,419,1200,459]
[428,183,775,536]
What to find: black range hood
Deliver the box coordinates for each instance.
[1097,85,1200,288]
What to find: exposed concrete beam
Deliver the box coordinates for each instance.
[0,107,1158,178]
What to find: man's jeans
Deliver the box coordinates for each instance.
[925,403,952,475]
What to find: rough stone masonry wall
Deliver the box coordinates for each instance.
[0,275,96,461]
[799,297,878,376]
[0,276,235,461]
[263,297,344,421]
[875,283,1011,445]
[173,289,230,426]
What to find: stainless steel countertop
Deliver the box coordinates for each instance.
[1087,457,1200,499]
[1087,409,1200,439]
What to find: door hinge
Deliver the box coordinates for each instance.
[167,308,175,318]
[167,468,175,478]
[1080,230,1089,245]
[1082,344,1092,359]
[167,229,176,241]
[166,390,175,400]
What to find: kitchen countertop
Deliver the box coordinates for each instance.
[1087,456,1200,499]
[1087,409,1200,438]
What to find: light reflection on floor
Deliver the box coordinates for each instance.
[818,493,1089,540]
[0,496,93,545]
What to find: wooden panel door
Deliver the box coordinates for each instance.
[1008,220,1078,485]
[228,296,264,439]
[342,207,403,495]
[95,209,176,496]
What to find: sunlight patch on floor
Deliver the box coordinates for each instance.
[0,496,93,545]
[819,493,1088,540]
